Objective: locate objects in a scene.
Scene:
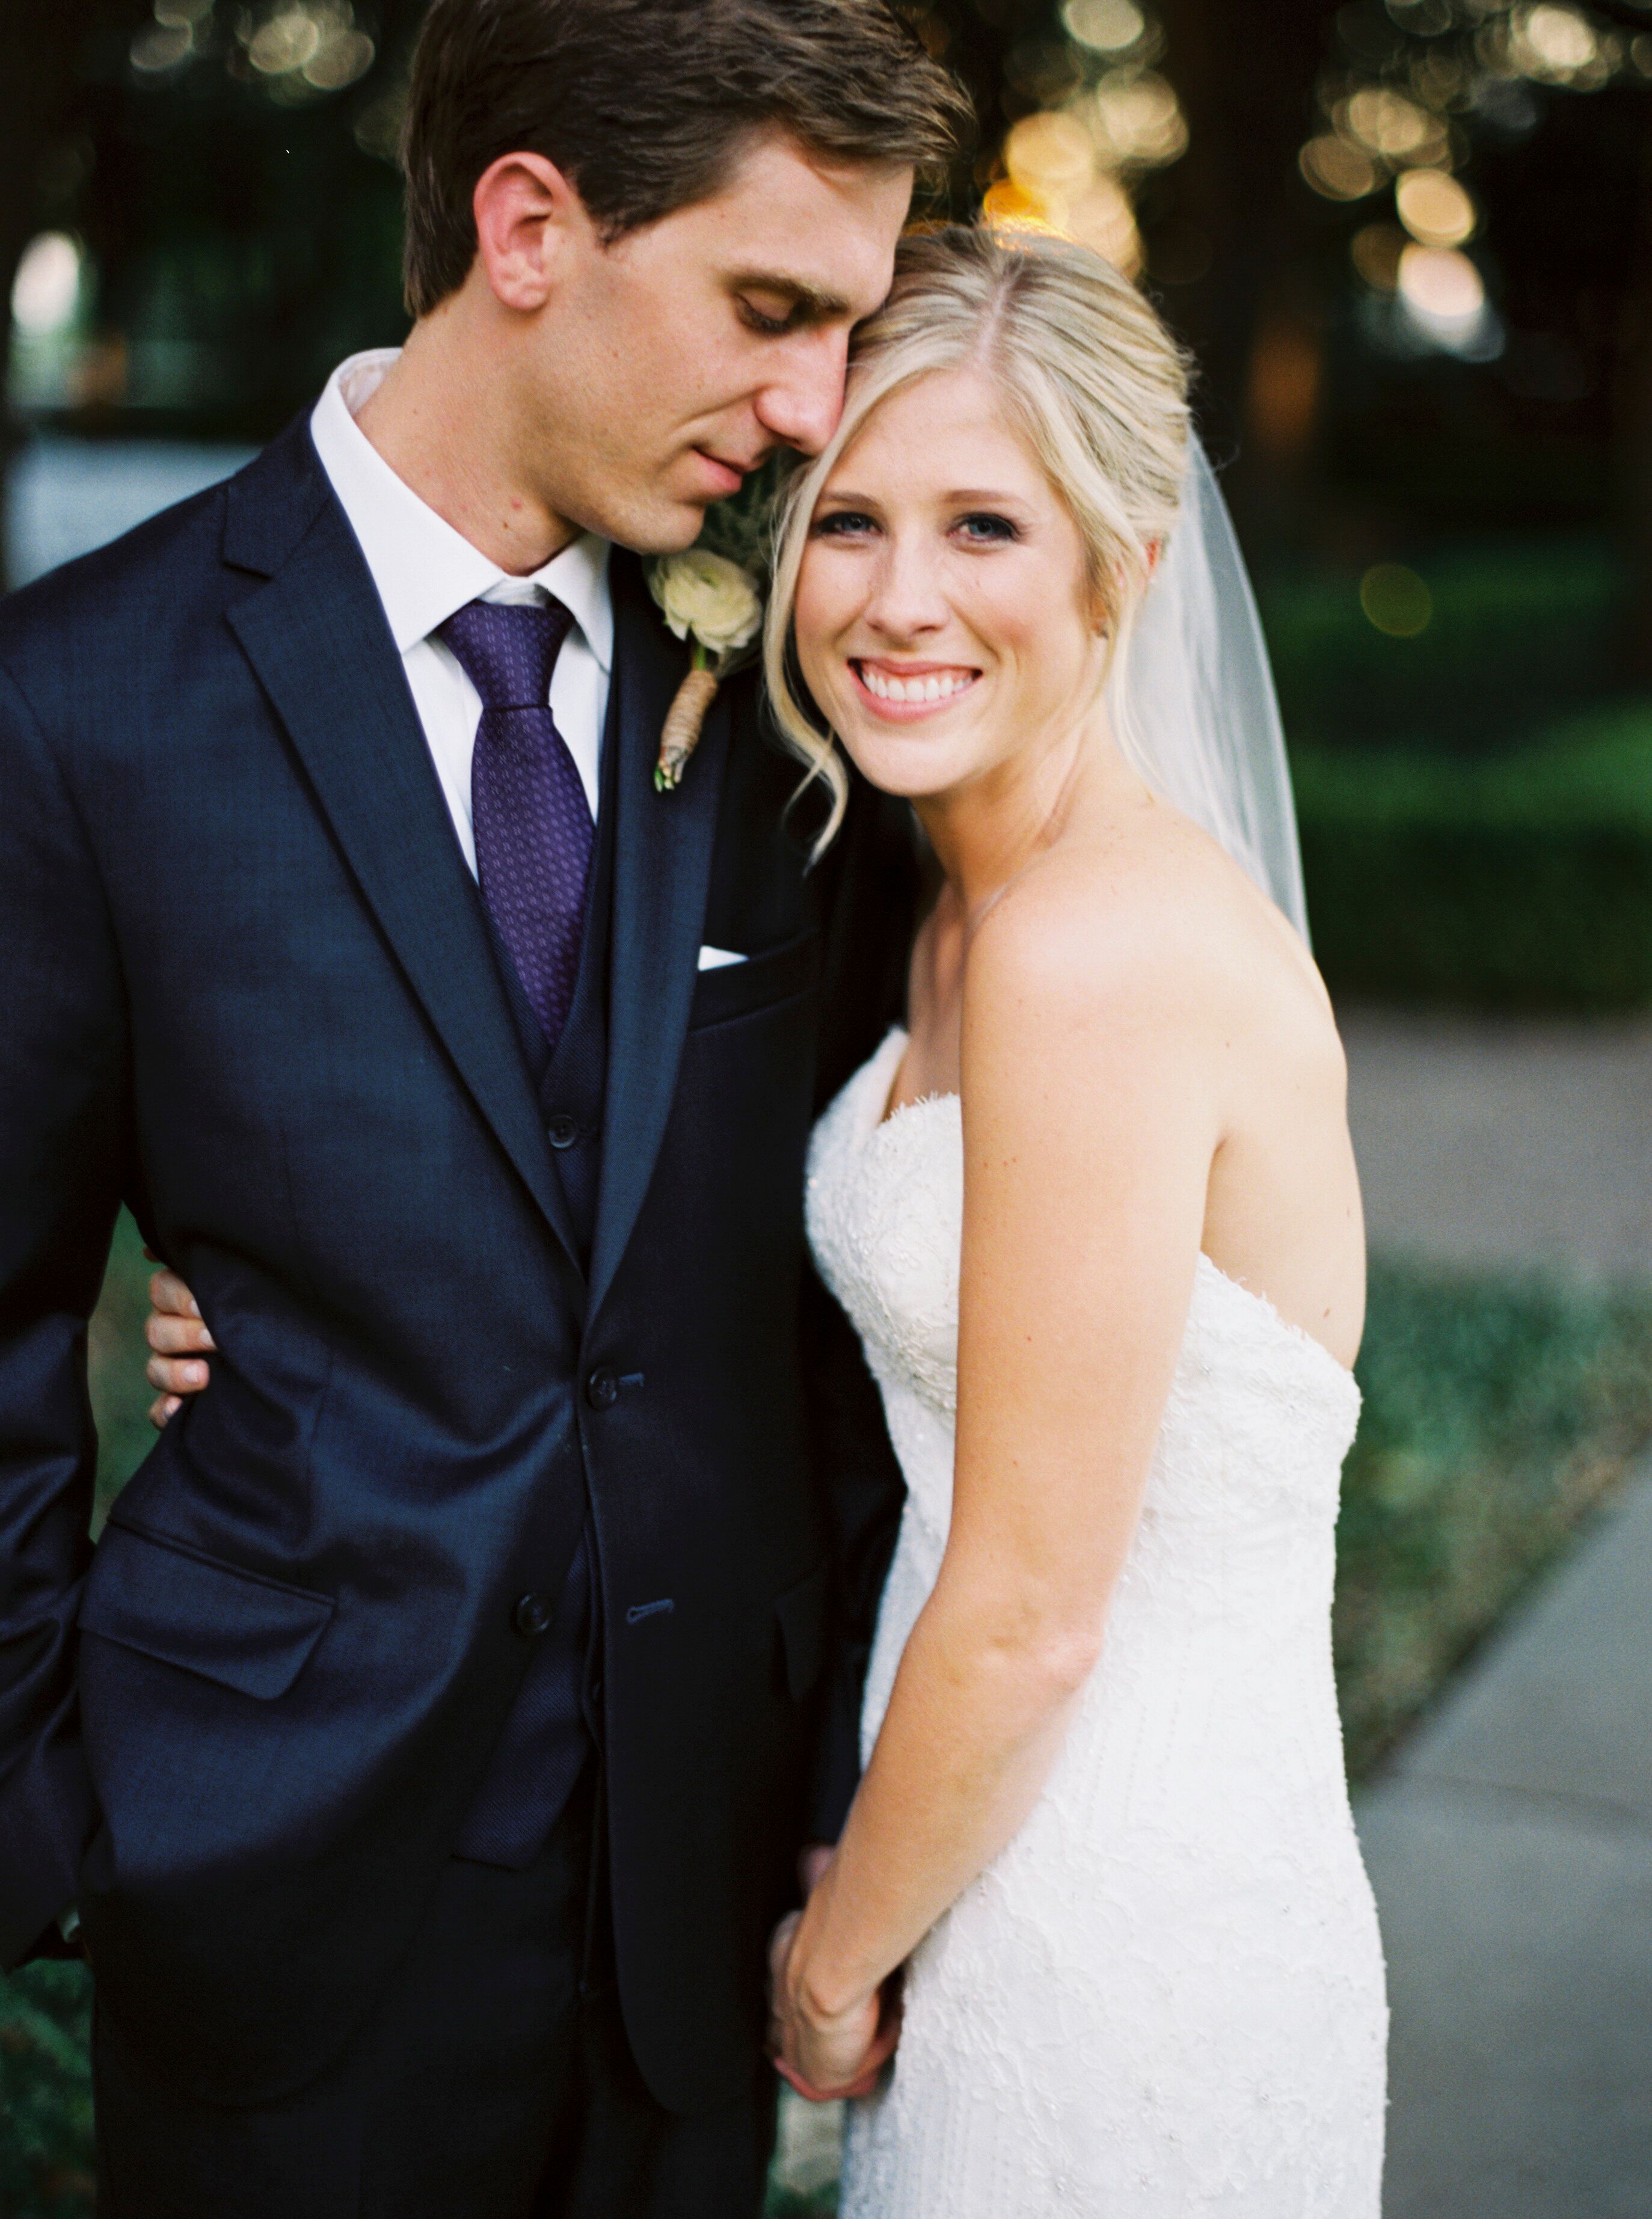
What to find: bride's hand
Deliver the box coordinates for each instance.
[767,1902,902,2101]
[142,1257,213,1428]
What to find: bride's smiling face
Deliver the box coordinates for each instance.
[794,367,1106,803]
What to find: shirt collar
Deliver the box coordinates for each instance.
[310,348,613,672]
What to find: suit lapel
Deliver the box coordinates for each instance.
[589,554,732,1319]
[226,470,581,1269]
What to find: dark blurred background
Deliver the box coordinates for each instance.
[3,4,1652,2214]
[9,0,1652,1000]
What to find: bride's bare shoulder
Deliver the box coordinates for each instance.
[964,799,1335,1086]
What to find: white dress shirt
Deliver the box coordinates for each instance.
[309,349,613,875]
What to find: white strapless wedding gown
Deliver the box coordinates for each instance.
[805,1028,1387,2218]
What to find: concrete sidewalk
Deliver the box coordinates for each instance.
[1342,1005,1652,1281]
[1359,1468,1652,2217]
[769,1490,1652,2218]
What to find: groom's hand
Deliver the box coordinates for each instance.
[798,1843,834,1897]
[143,1255,214,1428]
[767,1904,902,2102]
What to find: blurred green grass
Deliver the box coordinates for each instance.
[1335,1258,1652,1775]
[0,1962,94,2219]
[85,1212,157,1529]
[1295,705,1652,1010]
[1259,534,1627,763]
[6,1232,1650,2214]
[1260,538,1652,1012]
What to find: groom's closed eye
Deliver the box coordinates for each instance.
[739,297,806,337]
[732,277,852,338]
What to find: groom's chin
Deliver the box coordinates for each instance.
[645,509,716,556]
[601,497,713,560]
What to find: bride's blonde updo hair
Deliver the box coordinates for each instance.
[763,222,1192,848]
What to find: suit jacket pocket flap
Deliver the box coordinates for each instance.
[79,1520,334,1700]
[774,1564,829,1702]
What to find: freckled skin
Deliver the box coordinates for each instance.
[770,365,1369,2099]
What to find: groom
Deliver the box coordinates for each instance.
[0,2,968,2210]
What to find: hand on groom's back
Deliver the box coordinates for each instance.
[141,1278,909,2101]
[143,1259,213,1426]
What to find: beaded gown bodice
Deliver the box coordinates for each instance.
[805,1028,1387,2218]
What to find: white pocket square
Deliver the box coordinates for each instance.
[697,945,747,971]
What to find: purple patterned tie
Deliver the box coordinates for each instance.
[441,597,594,1053]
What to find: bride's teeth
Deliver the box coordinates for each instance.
[859,665,977,704]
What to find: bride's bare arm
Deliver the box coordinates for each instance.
[775,871,1223,2090]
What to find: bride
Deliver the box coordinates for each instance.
[764,224,1386,2215]
[141,221,1385,2214]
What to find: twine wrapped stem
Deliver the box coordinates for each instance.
[655,648,722,791]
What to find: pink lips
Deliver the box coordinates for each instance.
[694,451,748,497]
[850,659,981,722]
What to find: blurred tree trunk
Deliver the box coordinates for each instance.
[1618,119,1652,681]
[1153,0,1334,542]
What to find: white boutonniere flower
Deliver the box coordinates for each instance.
[646,549,764,791]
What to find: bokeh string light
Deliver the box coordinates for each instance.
[1291,0,1645,364]
[9,235,84,340]
[127,0,377,99]
[1393,168,1477,248]
[1360,562,1434,636]
[972,0,1190,279]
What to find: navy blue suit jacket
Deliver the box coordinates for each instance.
[0,419,914,2112]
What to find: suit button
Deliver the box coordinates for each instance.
[547,1114,578,1150]
[513,1592,554,1638]
[586,1368,619,1411]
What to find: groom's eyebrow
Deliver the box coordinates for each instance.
[733,271,853,324]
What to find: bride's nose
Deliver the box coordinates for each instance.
[862,533,948,641]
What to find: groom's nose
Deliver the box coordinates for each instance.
[752,328,850,458]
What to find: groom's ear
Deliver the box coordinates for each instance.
[472,151,593,314]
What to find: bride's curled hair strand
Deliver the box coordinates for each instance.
[764,223,1192,856]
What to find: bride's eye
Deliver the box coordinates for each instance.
[812,509,879,540]
[954,511,1019,545]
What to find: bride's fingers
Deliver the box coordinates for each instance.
[148,1393,182,1431]
[148,1268,203,1321]
[146,1310,215,1357]
[861,1997,903,2078]
[146,1353,210,1395]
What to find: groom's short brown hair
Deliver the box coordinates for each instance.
[401,0,974,318]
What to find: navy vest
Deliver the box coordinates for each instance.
[452,688,619,1868]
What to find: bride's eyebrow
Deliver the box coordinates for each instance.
[814,488,1029,512]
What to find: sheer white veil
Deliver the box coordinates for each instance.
[1107,438,1309,942]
